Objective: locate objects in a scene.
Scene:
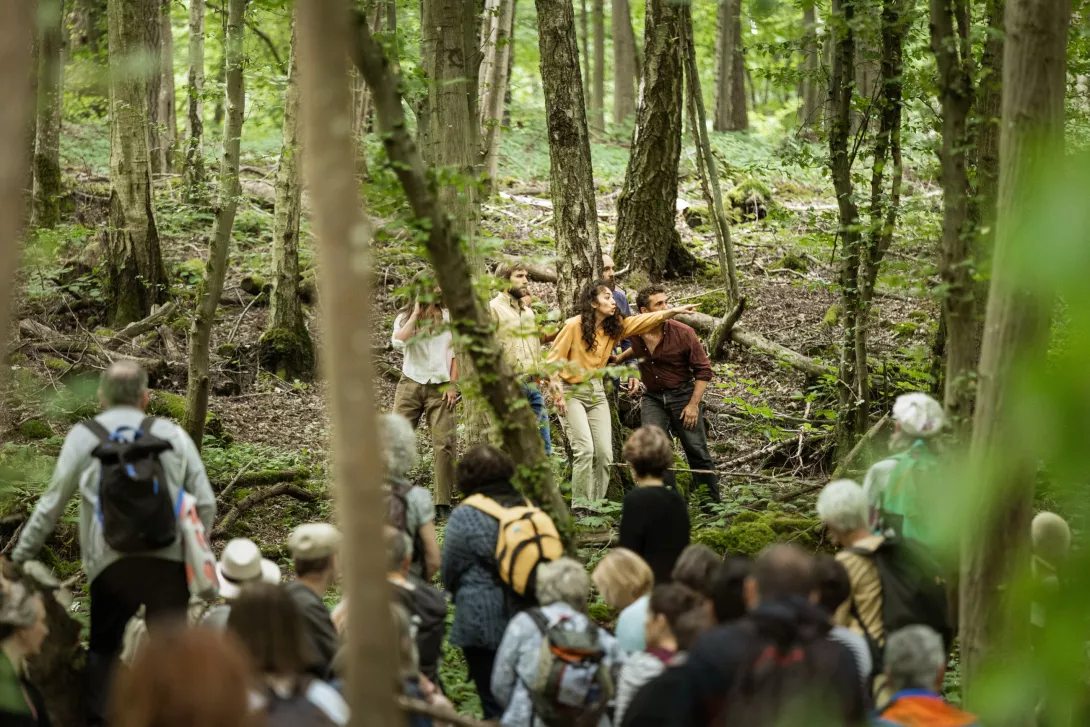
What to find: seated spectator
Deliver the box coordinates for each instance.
[618,427,691,585]
[709,556,751,624]
[874,626,977,726]
[671,544,723,621]
[592,548,655,653]
[227,583,349,726]
[111,625,258,727]
[0,583,50,727]
[285,523,342,680]
[203,538,281,630]
[681,545,867,727]
[813,555,873,690]
[381,413,441,580]
[491,558,625,727]
[386,526,448,688]
[615,583,703,725]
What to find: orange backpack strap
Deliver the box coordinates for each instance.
[462,494,527,520]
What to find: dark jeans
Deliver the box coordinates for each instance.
[88,557,189,726]
[463,646,502,719]
[521,382,552,455]
[641,383,720,503]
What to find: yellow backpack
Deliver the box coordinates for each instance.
[462,494,564,596]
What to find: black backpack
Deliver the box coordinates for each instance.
[385,478,425,571]
[848,537,952,671]
[83,417,177,553]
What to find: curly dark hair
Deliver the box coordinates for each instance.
[577,279,624,350]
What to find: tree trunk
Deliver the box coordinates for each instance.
[260,13,313,381]
[143,0,164,177]
[797,2,822,137]
[972,0,1003,333]
[714,0,748,131]
[183,0,246,447]
[158,0,177,172]
[107,0,168,325]
[930,0,976,432]
[32,0,64,229]
[590,0,605,133]
[502,0,517,127]
[729,0,748,130]
[959,0,1069,704]
[613,0,688,290]
[352,12,572,532]
[581,0,590,114]
[183,0,206,200]
[534,0,602,317]
[612,0,638,124]
[852,0,880,134]
[828,0,867,456]
[72,0,107,52]
[479,0,515,191]
[298,4,400,718]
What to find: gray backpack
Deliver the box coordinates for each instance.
[524,609,614,727]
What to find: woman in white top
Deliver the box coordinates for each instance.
[392,272,459,512]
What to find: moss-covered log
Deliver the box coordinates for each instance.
[147,390,229,441]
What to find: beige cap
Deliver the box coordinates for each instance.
[288,523,342,560]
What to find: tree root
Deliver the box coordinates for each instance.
[212,482,320,539]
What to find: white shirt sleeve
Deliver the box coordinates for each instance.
[391,313,407,350]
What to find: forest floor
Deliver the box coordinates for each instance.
[0,114,944,709]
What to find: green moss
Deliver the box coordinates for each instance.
[692,512,824,557]
[774,252,808,273]
[93,327,115,338]
[8,353,28,366]
[241,275,267,296]
[684,205,710,229]
[146,391,228,440]
[176,258,206,283]
[43,356,69,373]
[587,601,616,626]
[18,419,54,439]
[732,510,761,524]
[216,342,240,361]
[695,291,729,319]
[892,321,920,338]
[673,453,692,496]
[823,305,841,328]
[258,326,316,381]
[908,310,930,323]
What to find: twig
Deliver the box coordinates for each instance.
[212,483,319,539]
[1,522,24,556]
[226,293,261,345]
[773,414,889,502]
[217,458,257,503]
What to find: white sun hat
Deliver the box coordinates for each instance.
[892,393,945,439]
[216,538,281,599]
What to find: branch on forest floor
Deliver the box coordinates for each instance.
[678,311,835,379]
[212,483,319,539]
[773,414,889,502]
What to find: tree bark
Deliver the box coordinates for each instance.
[829,0,867,456]
[714,0,748,131]
[72,0,107,52]
[143,0,165,177]
[479,0,515,191]
[107,0,169,325]
[930,0,976,432]
[729,0,748,130]
[534,0,602,317]
[972,0,1003,321]
[581,0,591,114]
[797,2,822,137]
[183,0,246,447]
[614,0,691,290]
[959,0,1069,703]
[591,0,605,133]
[612,0,638,124]
[352,12,572,531]
[261,13,314,381]
[158,0,177,172]
[298,3,401,719]
[32,0,65,229]
[183,0,206,200]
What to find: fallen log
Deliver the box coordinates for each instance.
[212,482,319,539]
[494,255,558,284]
[104,301,177,348]
[676,311,834,378]
[212,467,312,490]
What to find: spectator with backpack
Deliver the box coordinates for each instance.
[592,549,655,653]
[285,523,342,680]
[681,545,867,727]
[442,445,563,719]
[380,413,441,581]
[813,555,874,691]
[10,361,216,727]
[491,557,625,727]
[873,626,979,726]
[863,394,947,556]
[618,427,691,586]
[385,526,448,688]
[227,582,349,726]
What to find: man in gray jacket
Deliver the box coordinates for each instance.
[12,360,216,725]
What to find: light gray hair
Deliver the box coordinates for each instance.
[884,625,946,691]
[386,528,413,572]
[535,557,590,610]
[99,360,149,408]
[816,479,869,533]
[380,413,419,478]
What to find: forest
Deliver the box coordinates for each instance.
[0,0,1089,723]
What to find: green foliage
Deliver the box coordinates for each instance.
[18,419,55,440]
[692,510,823,557]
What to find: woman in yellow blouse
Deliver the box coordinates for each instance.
[547,280,697,508]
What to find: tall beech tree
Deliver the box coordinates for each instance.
[612,0,639,124]
[157,0,177,172]
[260,14,313,380]
[797,1,823,137]
[479,0,515,190]
[32,0,64,229]
[183,0,246,447]
[183,0,206,199]
[959,0,1070,703]
[534,0,602,316]
[591,0,605,132]
[714,0,748,131]
[106,0,168,324]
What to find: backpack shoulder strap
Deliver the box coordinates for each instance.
[462,494,512,521]
[82,418,111,443]
[526,608,550,635]
[138,416,159,438]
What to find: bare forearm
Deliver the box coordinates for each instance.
[394,313,419,342]
[689,379,708,408]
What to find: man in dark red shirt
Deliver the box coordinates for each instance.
[621,284,719,503]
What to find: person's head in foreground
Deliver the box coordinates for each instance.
[636,284,669,315]
[622,426,674,483]
[227,582,314,679]
[216,538,281,601]
[111,625,257,727]
[537,557,592,612]
[645,583,703,654]
[288,523,341,593]
[385,525,413,577]
[710,556,752,624]
[875,625,979,726]
[98,360,151,411]
[592,548,654,611]
[891,392,944,446]
[455,444,520,501]
[812,554,852,621]
[1032,511,1072,567]
[379,412,419,482]
[0,582,48,668]
[744,544,815,609]
[816,479,871,548]
[672,544,723,618]
[496,261,531,299]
